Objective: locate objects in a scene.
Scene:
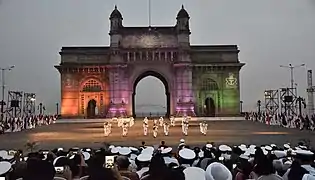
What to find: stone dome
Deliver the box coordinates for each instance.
[110,5,123,19]
[177,5,189,19]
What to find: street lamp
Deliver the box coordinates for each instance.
[280,63,305,90]
[0,65,15,122]
[240,100,243,114]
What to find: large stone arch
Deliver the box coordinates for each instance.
[131,70,171,118]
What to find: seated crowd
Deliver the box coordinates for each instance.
[0,140,315,180]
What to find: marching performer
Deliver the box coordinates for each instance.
[129,117,135,127]
[103,121,111,137]
[153,122,158,138]
[159,117,164,127]
[122,122,129,137]
[181,116,186,134]
[183,118,189,136]
[163,121,170,136]
[143,117,149,136]
[201,121,208,135]
[117,117,123,127]
[170,116,175,126]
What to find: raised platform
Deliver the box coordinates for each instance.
[56,117,245,124]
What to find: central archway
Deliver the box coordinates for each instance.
[132,71,170,118]
[204,97,215,117]
[87,99,97,118]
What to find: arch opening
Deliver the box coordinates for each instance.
[87,99,97,118]
[132,71,170,118]
[204,97,215,117]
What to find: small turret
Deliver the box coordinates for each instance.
[109,5,123,34]
[176,5,190,34]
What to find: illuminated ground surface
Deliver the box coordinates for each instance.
[0,120,315,150]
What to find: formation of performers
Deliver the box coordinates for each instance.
[0,115,57,134]
[245,112,315,130]
[103,116,209,137]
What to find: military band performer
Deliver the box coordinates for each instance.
[143,117,149,136]
[153,122,158,138]
[122,122,129,137]
[182,117,189,136]
[200,121,208,135]
[103,121,111,137]
[163,121,170,136]
[159,117,164,127]
[181,116,186,134]
[129,117,135,127]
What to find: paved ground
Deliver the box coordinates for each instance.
[0,120,314,150]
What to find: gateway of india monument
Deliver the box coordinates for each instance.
[55,6,245,119]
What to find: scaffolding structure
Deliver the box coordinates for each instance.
[307,70,315,115]
[264,90,280,115]
[23,93,36,117]
[279,87,297,116]
[6,91,23,118]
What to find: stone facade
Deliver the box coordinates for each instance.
[55,6,245,118]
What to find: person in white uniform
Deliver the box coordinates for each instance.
[153,123,158,138]
[103,121,111,137]
[122,122,129,137]
[163,121,170,136]
[183,119,189,136]
[129,117,134,127]
[170,116,175,126]
[201,121,208,135]
[159,117,164,127]
[143,118,149,136]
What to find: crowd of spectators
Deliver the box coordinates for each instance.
[0,139,315,180]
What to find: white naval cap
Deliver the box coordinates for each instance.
[274,150,287,158]
[57,148,64,151]
[284,143,291,149]
[163,157,179,165]
[180,139,185,143]
[111,147,120,154]
[0,161,11,176]
[205,162,232,180]
[129,147,138,152]
[161,147,172,154]
[137,153,152,162]
[109,145,115,149]
[239,154,249,160]
[264,145,272,151]
[219,145,232,152]
[141,147,154,155]
[238,144,247,152]
[206,144,213,149]
[295,149,314,156]
[249,145,256,149]
[184,167,206,180]
[0,150,7,158]
[179,148,196,160]
[118,147,132,156]
[82,152,91,161]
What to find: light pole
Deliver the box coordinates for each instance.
[0,65,15,122]
[240,100,243,114]
[280,63,305,90]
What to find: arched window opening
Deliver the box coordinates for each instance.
[201,78,218,91]
[82,79,102,92]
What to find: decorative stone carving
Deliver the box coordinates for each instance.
[225,73,237,88]
[121,34,177,48]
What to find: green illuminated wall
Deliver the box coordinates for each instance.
[192,68,240,116]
